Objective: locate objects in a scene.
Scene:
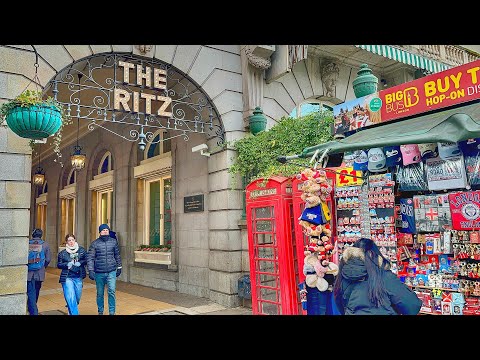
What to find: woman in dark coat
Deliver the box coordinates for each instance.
[57,234,87,315]
[333,238,422,315]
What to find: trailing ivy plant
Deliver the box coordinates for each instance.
[229,111,334,185]
[0,90,71,166]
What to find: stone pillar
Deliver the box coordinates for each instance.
[113,163,130,282]
[208,149,244,307]
[75,167,88,249]
[240,45,273,128]
[0,125,31,314]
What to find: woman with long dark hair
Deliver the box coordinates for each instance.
[333,238,421,315]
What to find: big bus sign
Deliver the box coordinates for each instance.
[333,59,480,136]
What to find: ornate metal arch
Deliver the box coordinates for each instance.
[44,53,225,150]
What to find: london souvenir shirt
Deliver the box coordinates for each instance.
[399,198,416,233]
[449,191,480,230]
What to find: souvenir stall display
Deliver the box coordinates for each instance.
[368,173,397,265]
[296,168,339,315]
[327,138,480,315]
[286,61,480,315]
[393,142,480,315]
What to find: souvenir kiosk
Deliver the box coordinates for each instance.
[286,59,480,315]
[245,176,298,315]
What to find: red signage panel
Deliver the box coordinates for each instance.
[333,59,480,136]
[379,59,480,122]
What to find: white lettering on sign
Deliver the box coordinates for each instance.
[114,60,172,117]
[250,188,277,199]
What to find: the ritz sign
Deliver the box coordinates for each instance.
[113,60,172,117]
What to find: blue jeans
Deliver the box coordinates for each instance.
[95,270,117,315]
[62,277,83,315]
[26,279,42,315]
[306,288,339,315]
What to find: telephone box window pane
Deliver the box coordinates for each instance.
[255,220,272,232]
[255,207,273,218]
[255,232,276,246]
[258,273,278,288]
[260,302,280,315]
[256,246,274,260]
[258,260,275,273]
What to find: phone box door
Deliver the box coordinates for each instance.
[246,176,296,315]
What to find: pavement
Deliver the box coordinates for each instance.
[38,268,252,315]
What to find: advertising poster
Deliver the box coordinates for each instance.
[333,59,480,136]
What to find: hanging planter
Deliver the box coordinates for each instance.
[0,90,63,139]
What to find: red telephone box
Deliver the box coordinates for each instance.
[246,176,298,315]
[292,168,337,314]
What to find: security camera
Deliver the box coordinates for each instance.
[192,143,210,157]
[192,144,208,153]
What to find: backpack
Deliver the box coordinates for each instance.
[28,239,46,271]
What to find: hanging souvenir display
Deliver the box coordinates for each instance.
[399,198,416,233]
[425,156,468,191]
[296,168,338,295]
[396,162,428,191]
[449,190,480,230]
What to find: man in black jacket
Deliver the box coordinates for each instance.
[87,224,122,315]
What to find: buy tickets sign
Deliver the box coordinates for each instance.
[379,59,480,122]
[335,167,363,187]
[333,59,480,135]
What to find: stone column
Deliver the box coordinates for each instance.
[240,45,273,127]
[0,126,31,314]
[208,149,244,307]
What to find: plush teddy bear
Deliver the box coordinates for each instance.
[303,253,329,292]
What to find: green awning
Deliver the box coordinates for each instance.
[297,102,480,159]
[355,45,450,74]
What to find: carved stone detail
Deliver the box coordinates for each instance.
[243,46,271,70]
[321,62,340,98]
[135,45,153,55]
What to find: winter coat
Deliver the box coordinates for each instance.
[27,237,52,282]
[336,246,422,315]
[57,246,88,283]
[87,235,122,274]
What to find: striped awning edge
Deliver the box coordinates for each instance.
[355,45,451,74]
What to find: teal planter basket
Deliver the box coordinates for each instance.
[5,105,62,139]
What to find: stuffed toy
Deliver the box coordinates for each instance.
[303,253,329,291]
[297,166,336,292]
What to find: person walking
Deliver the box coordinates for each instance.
[27,228,51,315]
[333,238,422,315]
[87,224,122,315]
[57,234,87,315]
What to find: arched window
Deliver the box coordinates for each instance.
[290,100,333,118]
[145,130,171,160]
[67,168,76,185]
[38,181,48,195]
[98,151,113,174]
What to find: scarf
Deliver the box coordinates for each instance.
[66,242,79,253]
[66,242,79,260]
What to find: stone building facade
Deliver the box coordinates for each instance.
[0,44,475,314]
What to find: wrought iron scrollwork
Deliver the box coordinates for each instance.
[45,53,225,150]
